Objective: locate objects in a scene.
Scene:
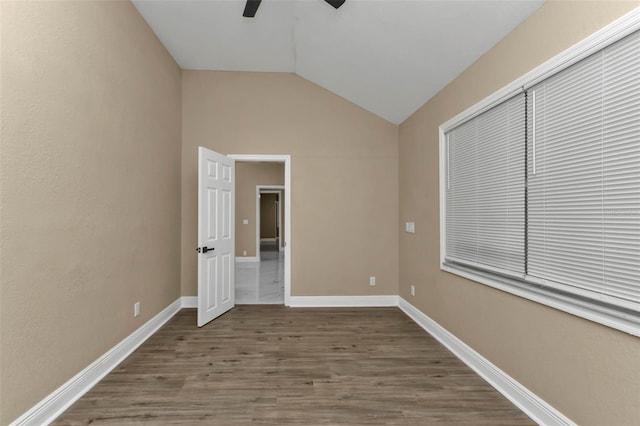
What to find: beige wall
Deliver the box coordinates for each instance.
[182,71,399,297]
[0,1,182,424]
[398,1,640,425]
[235,162,284,258]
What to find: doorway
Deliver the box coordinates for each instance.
[257,186,285,256]
[228,155,291,306]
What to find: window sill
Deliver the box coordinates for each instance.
[441,263,640,337]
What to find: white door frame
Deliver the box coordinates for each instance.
[257,186,284,254]
[229,154,292,306]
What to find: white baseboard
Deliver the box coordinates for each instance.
[236,256,259,263]
[10,298,184,426]
[398,297,574,426]
[181,296,198,308]
[289,295,399,308]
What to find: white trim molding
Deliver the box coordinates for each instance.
[398,298,575,426]
[10,298,184,426]
[235,256,260,263]
[181,296,198,308]
[289,295,399,308]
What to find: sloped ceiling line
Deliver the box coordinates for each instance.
[132,0,544,124]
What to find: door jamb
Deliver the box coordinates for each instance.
[228,154,291,306]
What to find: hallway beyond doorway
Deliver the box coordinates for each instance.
[235,241,284,304]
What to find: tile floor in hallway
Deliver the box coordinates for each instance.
[235,241,284,304]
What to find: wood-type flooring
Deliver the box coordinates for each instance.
[54,306,534,425]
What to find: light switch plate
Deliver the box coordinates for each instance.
[243,219,249,225]
[405,222,415,233]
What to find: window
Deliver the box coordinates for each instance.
[446,94,525,276]
[440,13,640,335]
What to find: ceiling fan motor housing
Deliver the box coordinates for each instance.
[243,0,345,18]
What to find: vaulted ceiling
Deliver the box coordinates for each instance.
[132,0,544,124]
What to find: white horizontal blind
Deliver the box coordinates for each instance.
[527,30,640,309]
[446,94,526,275]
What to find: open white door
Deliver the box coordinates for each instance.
[197,147,235,327]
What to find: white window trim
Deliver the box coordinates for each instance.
[439,7,640,337]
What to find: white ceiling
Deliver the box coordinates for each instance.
[132,0,544,124]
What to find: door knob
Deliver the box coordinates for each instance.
[197,246,214,253]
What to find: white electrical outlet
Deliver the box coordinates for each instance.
[369,276,376,286]
[134,302,140,317]
[243,219,249,225]
[410,285,415,296]
[243,250,247,256]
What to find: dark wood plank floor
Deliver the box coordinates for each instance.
[54,306,534,425]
